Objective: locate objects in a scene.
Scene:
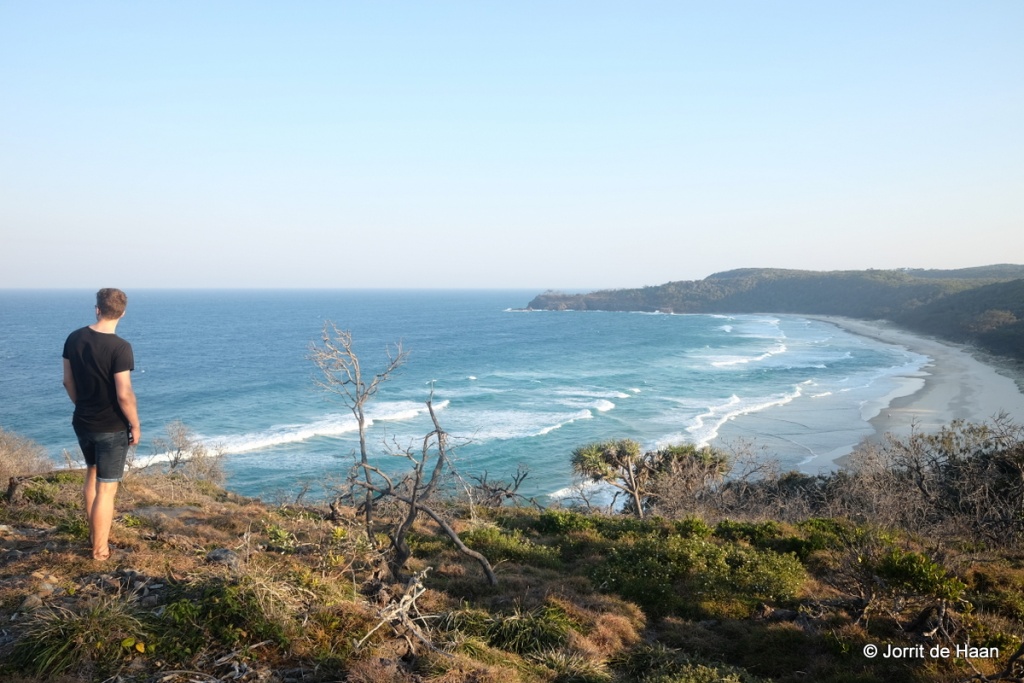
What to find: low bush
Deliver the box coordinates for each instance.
[438,604,577,656]
[591,533,805,618]
[873,547,966,602]
[158,575,293,663]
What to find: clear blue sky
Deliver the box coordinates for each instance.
[2,2,1022,289]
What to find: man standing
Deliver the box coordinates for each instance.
[62,288,141,561]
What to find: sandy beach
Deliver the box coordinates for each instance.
[819,317,1024,440]
[711,316,1024,473]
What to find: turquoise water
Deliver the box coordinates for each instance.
[0,290,927,499]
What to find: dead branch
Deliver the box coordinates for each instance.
[358,461,498,586]
[356,568,438,654]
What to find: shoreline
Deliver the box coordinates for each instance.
[708,315,1024,474]
[810,316,1024,466]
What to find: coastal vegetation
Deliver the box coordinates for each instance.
[3,416,1024,682]
[526,265,1024,362]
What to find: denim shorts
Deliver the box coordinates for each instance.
[73,427,129,483]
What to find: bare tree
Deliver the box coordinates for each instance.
[309,322,407,536]
[355,399,497,585]
[470,464,535,508]
[150,420,224,484]
[2,428,53,502]
[882,415,1024,545]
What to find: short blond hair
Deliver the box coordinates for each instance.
[95,288,128,320]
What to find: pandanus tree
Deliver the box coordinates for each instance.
[572,439,650,518]
[571,439,730,518]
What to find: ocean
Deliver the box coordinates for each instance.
[0,289,928,501]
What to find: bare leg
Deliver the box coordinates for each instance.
[83,466,98,543]
[90,480,119,561]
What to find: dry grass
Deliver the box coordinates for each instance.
[0,428,54,484]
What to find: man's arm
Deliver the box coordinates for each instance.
[114,370,141,445]
[62,358,77,404]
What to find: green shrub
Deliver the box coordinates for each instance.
[438,604,576,655]
[723,545,806,600]
[874,548,965,601]
[714,520,785,545]
[798,518,859,546]
[405,530,448,555]
[49,471,84,485]
[55,510,90,539]
[159,577,291,662]
[591,534,805,617]
[673,517,713,539]
[21,481,59,505]
[969,567,1024,621]
[536,509,596,534]
[486,606,574,655]
[590,515,655,539]
[462,525,562,568]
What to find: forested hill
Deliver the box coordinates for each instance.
[527,266,1024,362]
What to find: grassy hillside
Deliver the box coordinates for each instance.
[3,419,1024,683]
[527,266,1024,361]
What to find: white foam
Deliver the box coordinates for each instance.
[547,479,622,509]
[594,399,615,412]
[858,377,927,421]
[537,409,594,435]
[685,386,804,446]
[708,342,788,368]
[175,400,451,456]
[448,407,594,442]
[554,388,630,400]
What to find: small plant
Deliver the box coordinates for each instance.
[50,470,84,485]
[121,513,143,528]
[673,517,713,539]
[55,510,90,539]
[0,427,53,484]
[264,521,296,550]
[21,481,59,505]
[531,648,612,682]
[152,420,225,484]
[485,605,575,655]
[10,597,149,677]
[612,644,767,683]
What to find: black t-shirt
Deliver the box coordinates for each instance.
[62,327,135,432]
